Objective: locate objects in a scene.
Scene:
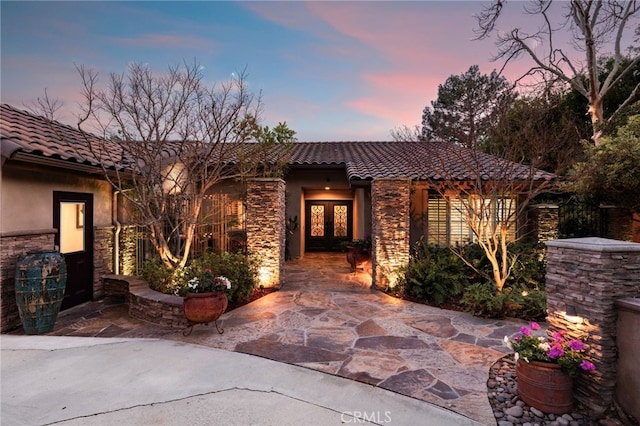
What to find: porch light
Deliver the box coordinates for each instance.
[324,186,331,190]
[563,303,584,324]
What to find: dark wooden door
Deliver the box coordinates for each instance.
[305,200,352,252]
[53,192,94,310]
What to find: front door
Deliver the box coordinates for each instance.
[53,191,94,310]
[305,200,352,252]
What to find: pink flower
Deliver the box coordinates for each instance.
[552,331,564,343]
[548,344,565,359]
[520,326,532,336]
[529,322,541,331]
[580,360,596,371]
[568,340,584,351]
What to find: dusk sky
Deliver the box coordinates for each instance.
[0,1,620,141]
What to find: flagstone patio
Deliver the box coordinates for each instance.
[25,253,528,425]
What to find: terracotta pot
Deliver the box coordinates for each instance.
[183,291,228,324]
[516,359,573,414]
[345,246,370,271]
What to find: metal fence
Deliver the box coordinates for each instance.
[558,198,609,239]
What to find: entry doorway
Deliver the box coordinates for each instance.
[305,200,352,252]
[53,191,94,310]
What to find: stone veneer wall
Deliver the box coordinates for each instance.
[245,178,286,288]
[545,237,640,413]
[531,204,559,243]
[94,226,114,300]
[103,275,188,328]
[0,230,56,332]
[371,178,411,289]
[118,225,141,276]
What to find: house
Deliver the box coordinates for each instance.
[1,104,555,332]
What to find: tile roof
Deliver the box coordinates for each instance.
[1,104,554,182]
[287,141,555,181]
[1,104,121,169]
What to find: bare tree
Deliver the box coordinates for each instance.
[425,143,555,293]
[475,0,640,145]
[38,61,294,271]
[396,95,567,292]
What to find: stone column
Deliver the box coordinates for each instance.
[531,204,559,243]
[545,237,640,412]
[245,178,286,288]
[371,178,411,289]
[93,226,115,300]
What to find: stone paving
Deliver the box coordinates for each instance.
[23,253,528,425]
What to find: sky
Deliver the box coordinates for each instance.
[1,1,630,141]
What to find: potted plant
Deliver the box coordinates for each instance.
[504,322,596,414]
[341,237,372,271]
[182,269,231,335]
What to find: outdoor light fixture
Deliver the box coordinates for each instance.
[324,186,331,190]
[564,303,587,324]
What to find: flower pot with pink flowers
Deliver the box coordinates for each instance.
[504,322,596,414]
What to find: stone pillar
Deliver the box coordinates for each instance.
[371,178,411,289]
[93,226,114,300]
[531,204,559,243]
[545,237,640,412]
[245,178,286,288]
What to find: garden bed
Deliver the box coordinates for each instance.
[103,275,276,329]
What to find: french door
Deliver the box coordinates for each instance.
[305,200,352,252]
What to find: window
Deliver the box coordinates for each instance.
[427,196,516,246]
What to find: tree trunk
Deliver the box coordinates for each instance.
[588,97,604,146]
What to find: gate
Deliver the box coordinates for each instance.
[558,198,609,238]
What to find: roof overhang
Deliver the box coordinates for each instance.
[6,151,114,177]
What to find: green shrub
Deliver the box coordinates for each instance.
[141,259,177,294]
[398,243,468,306]
[461,281,508,318]
[505,284,547,322]
[461,281,547,320]
[505,242,547,290]
[399,240,548,320]
[177,251,259,306]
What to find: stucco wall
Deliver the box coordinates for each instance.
[1,162,113,233]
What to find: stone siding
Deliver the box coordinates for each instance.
[245,178,286,288]
[545,238,640,413]
[103,275,188,329]
[94,226,114,300]
[0,230,56,332]
[531,204,559,243]
[118,225,142,276]
[371,178,411,288]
